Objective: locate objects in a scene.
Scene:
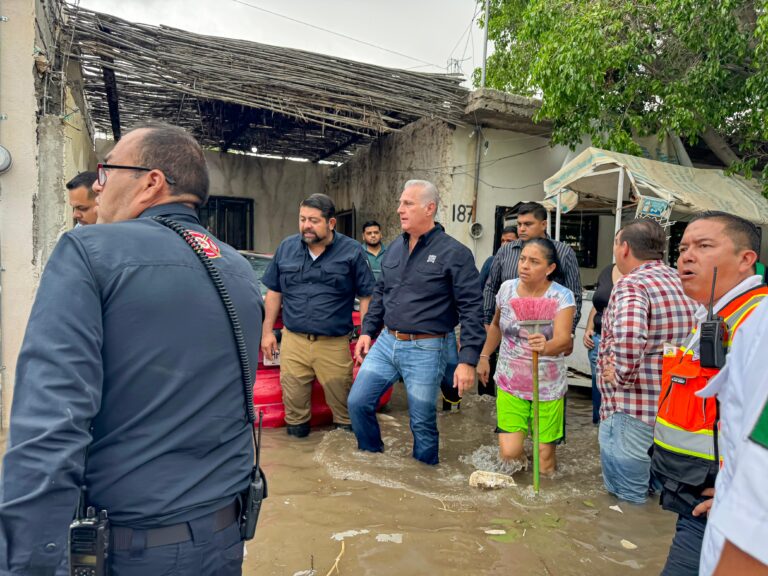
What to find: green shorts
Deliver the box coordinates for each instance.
[496,388,564,444]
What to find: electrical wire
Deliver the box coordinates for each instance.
[230,0,445,70]
[448,4,483,61]
[376,143,550,174]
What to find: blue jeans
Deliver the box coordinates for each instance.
[599,412,655,503]
[348,330,446,465]
[661,513,706,576]
[588,333,601,424]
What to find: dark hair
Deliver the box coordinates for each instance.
[362,220,381,232]
[132,123,209,205]
[66,171,98,199]
[521,237,564,283]
[618,219,666,260]
[687,211,761,254]
[517,202,547,222]
[502,225,518,236]
[300,193,336,221]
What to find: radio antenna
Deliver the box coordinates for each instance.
[706,267,718,321]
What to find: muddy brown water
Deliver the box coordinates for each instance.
[244,385,675,576]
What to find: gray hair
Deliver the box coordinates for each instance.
[404,179,440,207]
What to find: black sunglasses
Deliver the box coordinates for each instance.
[96,163,176,186]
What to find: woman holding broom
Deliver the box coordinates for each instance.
[477,238,575,475]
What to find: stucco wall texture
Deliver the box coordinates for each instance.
[326,119,455,245]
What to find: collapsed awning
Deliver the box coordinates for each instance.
[542,147,768,226]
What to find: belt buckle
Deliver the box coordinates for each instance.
[394,330,412,341]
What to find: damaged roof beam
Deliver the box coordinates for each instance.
[100,57,122,141]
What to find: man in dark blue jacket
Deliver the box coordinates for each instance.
[260,194,374,438]
[349,180,485,465]
[0,123,263,575]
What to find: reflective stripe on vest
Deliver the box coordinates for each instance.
[655,286,768,462]
[654,416,715,460]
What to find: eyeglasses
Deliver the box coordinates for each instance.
[96,163,176,186]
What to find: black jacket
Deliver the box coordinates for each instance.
[362,224,484,365]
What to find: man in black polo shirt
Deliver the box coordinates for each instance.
[348,180,485,465]
[261,194,375,437]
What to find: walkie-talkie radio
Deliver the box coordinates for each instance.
[699,267,728,369]
[69,486,110,576]
[240,411,268,540]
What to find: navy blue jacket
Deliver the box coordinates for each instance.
[362,224,485,366]
[0,204,263,575]
[261,231,374,336]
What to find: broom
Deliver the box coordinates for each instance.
[509,297,559,494]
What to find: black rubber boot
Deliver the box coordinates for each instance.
[333,423,353,432]
[286,422,311,438]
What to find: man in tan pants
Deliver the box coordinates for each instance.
[261,194,375,437]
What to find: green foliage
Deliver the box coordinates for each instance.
[478,0,768,195]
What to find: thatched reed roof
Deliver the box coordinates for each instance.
[61,4,468,162]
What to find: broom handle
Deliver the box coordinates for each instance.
[532,349,540,494]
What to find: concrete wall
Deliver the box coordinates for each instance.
[326,119,455,243]
[0,1,41,427]
[205,151,329,252]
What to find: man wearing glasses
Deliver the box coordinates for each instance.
[0,123,264,575]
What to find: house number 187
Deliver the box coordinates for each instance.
[452,204,473,222]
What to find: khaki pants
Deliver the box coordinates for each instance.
[280,328,353,425]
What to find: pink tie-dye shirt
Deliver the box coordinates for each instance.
[494,279,575,401]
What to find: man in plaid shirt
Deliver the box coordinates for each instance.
[598,219,696,504]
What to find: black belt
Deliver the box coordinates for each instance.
[288,330,346,342]
[111,501,238,550]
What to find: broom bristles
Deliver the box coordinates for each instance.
[509,297,559,321]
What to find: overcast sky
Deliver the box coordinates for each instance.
[77,0,491,84]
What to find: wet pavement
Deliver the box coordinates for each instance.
[244,384,675,575]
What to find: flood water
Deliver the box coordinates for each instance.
[244,384,675,576]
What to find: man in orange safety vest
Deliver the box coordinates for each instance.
[651,211,766,576]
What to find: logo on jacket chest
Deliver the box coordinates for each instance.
[427,254,437,264]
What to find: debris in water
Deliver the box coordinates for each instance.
[325,541,345,575]
[621,539,638,550]
[469,470,517,489]
[292,571,316,576]
[484,529,506,535]
[609,505,624,514]
[331,529,369,541]
[376,533,403,543]
[582,500,595,508]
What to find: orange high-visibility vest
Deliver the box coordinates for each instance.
[654,285,768,464]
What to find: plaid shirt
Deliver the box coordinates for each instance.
[598,260,696,425]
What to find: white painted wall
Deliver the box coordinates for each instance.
[0,1,42,427]
[448,125,571,266]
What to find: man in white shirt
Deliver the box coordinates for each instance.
[697,296,768,576]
